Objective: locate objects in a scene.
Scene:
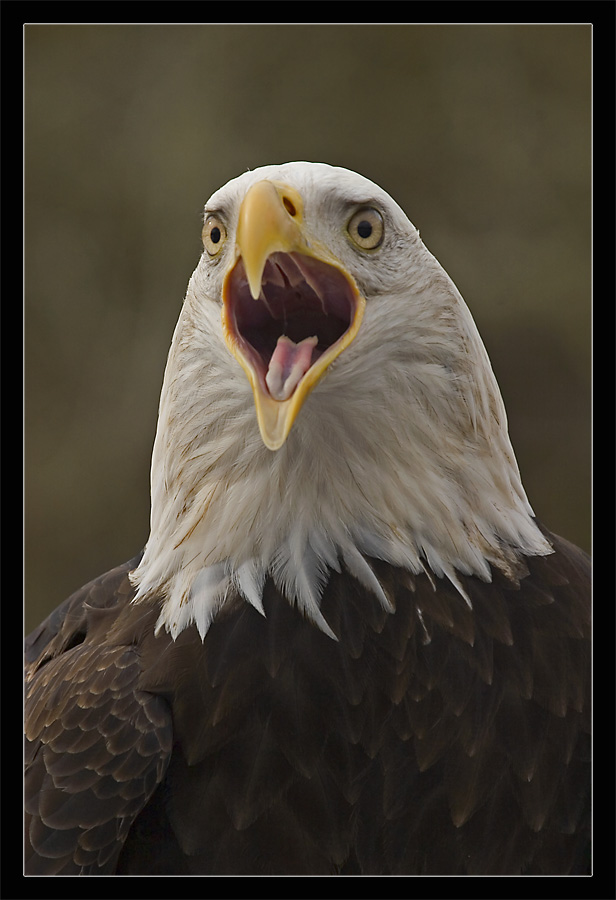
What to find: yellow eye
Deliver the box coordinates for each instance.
[347,207,384,250]
[202,215,227,256]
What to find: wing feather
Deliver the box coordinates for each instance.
[25,562,173,876]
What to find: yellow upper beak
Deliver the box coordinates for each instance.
[236,181,306,300]
[222,179,365,451]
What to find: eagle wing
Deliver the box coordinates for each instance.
[24,560,173,875]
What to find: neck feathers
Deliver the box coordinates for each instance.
[130,268,552,639]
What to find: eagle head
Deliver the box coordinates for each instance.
[130,162,552,640]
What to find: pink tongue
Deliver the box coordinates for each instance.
[265,335,318,401]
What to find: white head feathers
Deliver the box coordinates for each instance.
[129,162,552,640]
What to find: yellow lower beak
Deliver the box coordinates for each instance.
[222,179,365,451]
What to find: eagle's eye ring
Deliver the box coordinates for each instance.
[347,207,384,250]
[203,215,227,256]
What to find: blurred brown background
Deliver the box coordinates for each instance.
[25,24,591,632]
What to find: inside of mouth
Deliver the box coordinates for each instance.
[226,252,355,399]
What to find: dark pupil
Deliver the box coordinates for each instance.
[210,226,221,244]
[357,220,372,239]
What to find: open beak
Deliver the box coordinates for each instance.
[222,180,366,450]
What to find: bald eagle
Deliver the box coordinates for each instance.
[25,163,590,876]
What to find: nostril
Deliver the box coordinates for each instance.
[282,196,297,217]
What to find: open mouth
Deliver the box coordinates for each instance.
[224,251,359,402]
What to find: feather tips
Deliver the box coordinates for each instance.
[25,529,590,875]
